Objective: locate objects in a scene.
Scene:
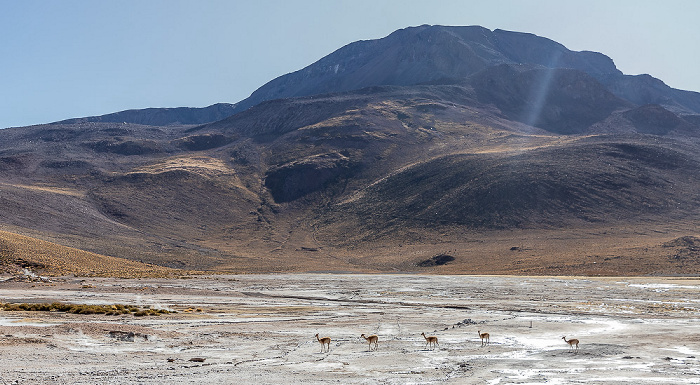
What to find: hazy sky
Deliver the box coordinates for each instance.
[2,0,699,128]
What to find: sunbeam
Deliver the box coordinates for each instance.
[522,50,564,129]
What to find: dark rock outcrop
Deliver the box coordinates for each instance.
[265,152,357,202]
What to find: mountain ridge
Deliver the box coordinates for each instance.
[53,103,237,126]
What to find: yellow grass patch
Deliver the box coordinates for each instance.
[1,183,85,197]
[134,156,236,178]
[0,230,178,278]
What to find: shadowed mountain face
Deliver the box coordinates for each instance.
[2,25,700,275]
[468,65,631,134]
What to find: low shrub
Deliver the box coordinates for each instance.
[0,302,176,316]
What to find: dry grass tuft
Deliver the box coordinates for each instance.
[0,302,175,316]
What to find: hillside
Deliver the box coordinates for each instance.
[0,230,177,277]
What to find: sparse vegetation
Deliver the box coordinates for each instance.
[0,301,175,316]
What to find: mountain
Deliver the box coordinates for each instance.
[2,25,700,276]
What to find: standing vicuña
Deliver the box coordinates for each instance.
[562,336,579,352]
[478,330,490,346]
[421,332,438,350]
[315,333,331,353]
[360,333,378,351]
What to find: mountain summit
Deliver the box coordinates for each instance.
[232,25,699,117]
[234,25,618,111]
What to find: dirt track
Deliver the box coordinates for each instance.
[1,274,699,384]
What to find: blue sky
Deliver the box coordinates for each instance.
[1,0,699,128]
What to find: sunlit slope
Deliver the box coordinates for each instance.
[0,230,177,277]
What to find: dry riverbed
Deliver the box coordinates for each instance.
[1,274,699,384]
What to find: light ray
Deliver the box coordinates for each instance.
[523,50,564,129]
